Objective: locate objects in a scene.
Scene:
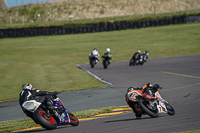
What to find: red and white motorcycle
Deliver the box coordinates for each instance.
[127,87,175,118]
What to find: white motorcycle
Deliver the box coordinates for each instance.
[22,94,79,130]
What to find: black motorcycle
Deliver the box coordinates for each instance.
[129,56,143,66]
[129,51,149,66]
[102,54,112,69]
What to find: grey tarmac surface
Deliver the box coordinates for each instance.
[18,54,200,133]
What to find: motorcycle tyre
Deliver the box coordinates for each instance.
[90,60,94,68]
[68,111,79,126]
[103,61,108,69]
[90,63,94,68]
[138,99,159,118]
[33,109,57,130]
[165,103,175,115]
[129,59,133,66]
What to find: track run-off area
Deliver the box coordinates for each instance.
[9,54,200,132]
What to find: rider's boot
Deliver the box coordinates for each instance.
[134,104,142,119]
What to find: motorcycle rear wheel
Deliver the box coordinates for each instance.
[138,99,159,118]
[33,109,57,130]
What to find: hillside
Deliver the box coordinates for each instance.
[0,0,199,24]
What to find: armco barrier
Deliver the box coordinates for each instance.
[0,15,199,38]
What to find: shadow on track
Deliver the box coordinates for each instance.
[104,117,157,123]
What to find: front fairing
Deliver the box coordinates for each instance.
[155,92,168,113]
[57,112,70,125]
[53,97,70,125]
[127,90,144,102]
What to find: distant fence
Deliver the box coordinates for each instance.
[0,15,199,38]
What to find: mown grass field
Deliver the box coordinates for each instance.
[0,23,200,102]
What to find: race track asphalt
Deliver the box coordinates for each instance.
[2,54,200,133]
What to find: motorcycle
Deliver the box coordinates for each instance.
[129,51,149,66]
[127,87,175,118]
[22,94,79,130]
[89,55,99,68]
[129,56,143,66]
[102,54,112,69]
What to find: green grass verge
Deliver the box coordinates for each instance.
[0,106,116,133]
[0,23,200,102]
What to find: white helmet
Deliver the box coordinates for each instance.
[92,50,98,56]
[138,50,141,53]
[106,48,111,52]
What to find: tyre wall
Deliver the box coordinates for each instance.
[0,15,199,38]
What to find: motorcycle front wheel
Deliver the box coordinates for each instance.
[68,111,79,126]
[138,99,159,118]
[165,103,175,115]
[33,109,57,130]
[103,60,108,69]
[129,59,133,66]
[90,60,95,68]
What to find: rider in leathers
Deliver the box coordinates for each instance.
[89,48,100,63]
[102,48,112,64]
[125,83,161,119]
[19,83,60,121]
[132,50,141,64]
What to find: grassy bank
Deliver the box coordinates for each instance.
[0,23,200,102]
[1,0,200,28]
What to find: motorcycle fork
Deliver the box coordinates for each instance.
[147,100,157,110]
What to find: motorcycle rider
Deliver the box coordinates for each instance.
[102,48,112,64]
[141,50,149,62]
[132,50,141,64]
[19,83,63,120]
[125,83,161,119]
[89,48,100,63]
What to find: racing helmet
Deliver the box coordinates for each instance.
[127,86,136,92]
[138,50,141,53]
[106,48,111,53]
[22,83,34,90]
[92,50,98,56]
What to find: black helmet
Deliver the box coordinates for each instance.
[152,84,161,90]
